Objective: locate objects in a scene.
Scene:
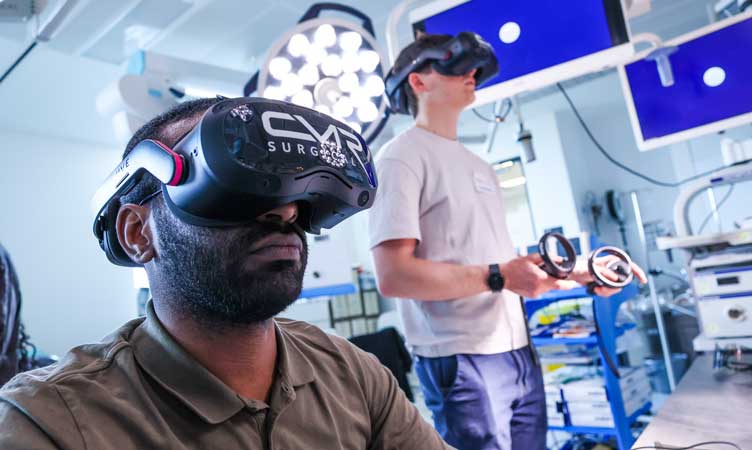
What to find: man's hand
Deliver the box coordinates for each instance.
[501,254,580,299]
[570,256,647,297]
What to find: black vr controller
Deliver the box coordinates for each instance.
[536,232,634,378]
[384,31,499,115]
[91,97,378,267]
[537,232,634,291]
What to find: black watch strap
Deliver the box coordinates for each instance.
[487,263,505,292]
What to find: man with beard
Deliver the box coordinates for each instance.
[0,98,452,450]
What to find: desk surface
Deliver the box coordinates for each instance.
[632,354,752,449]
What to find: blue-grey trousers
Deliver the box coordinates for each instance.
[415,347,547,450]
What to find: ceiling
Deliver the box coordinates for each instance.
[0,0,718,147]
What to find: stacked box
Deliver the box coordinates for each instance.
[563,367,652,428]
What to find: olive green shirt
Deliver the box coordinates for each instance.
[0,303,451,450]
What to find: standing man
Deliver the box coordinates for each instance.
[369,33,645,450]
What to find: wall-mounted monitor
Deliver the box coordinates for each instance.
[620,12,752,151]
[409,0,633,106]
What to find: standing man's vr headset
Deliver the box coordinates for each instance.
[384,31,499,115]
[91,97,378,267]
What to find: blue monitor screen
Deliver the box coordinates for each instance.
[412,0,629,88]
[624,17,752,140]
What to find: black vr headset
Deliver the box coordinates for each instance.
[384,31,499,115]
[91,97,378,267]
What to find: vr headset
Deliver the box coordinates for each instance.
[384,31,499,115]
[91,97,378,267]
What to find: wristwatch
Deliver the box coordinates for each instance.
[487,264,505,292]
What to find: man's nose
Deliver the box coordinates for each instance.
[257,202,299,225]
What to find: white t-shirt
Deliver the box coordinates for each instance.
[368,126,529,357]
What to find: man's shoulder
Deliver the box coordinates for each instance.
[0,317,144,404]
[275,319,377,369]
[376,127,427,162]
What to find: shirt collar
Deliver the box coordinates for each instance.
[130,302,315,425]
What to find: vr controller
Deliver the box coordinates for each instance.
[537,232,634,291]
[536,232,635,378]
[384,31,499,115]
[91,97,378,267]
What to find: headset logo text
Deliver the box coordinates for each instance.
[260,110,368,170]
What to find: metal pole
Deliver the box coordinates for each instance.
[484,100,504,154]
[630,191,677,392]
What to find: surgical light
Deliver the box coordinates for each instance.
[364,75,385,97]
[338,72,360,92]
[321,54,343,77]
[251,3,390,144]
[357,102,379,122]
[287,33,310,57]
[339,31,363,52]
[315,104,331,115]
[333,96,354,117]
[291,89,314,108]
[314,24,337,48]
[347,121,363,134]
[299,63,320,86]
[305,45,328,66]
[358,50,380,73]
[280,73,303,96]
[341,52,361,73]
[269,56,292,80]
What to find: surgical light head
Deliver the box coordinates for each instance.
[384,31,500,115]
[91,97,378,267]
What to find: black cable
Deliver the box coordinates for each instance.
[697,184,735,234]
[632,440,742,450]
[557,83,735,188]
[591,301,621,378]
[0,41,37,85]
[472,99,512,123]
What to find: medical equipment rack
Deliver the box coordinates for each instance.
[525,283,651,450]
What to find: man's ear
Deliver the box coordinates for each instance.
[116,204,156,265]
[407,71,429,95]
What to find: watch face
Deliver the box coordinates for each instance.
[488,268,504,292]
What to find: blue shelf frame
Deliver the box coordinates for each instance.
[525,283,642,450]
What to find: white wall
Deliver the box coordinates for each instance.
[0,129,137,357]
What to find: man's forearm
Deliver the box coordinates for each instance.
[376,256,489,301]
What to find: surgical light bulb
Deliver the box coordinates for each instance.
[339,31,362,53]
[315,104,331,116]
[364,75,385,97]
[306,45,327,66]
[268,57,292,80]
[341,52,361,73]
[281,73,303,96]
[321,54,343,77]
[333,96,354,118]
[263,86,285,101]
[358,50,380,73]
[299,64,320,86]
[314,24,336,48]
[338,72,359,93]
[356,102,379,123]
[287,33,310,57]
[291,89,314,108]
[347,121,362,134]
[349,88,371,108]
